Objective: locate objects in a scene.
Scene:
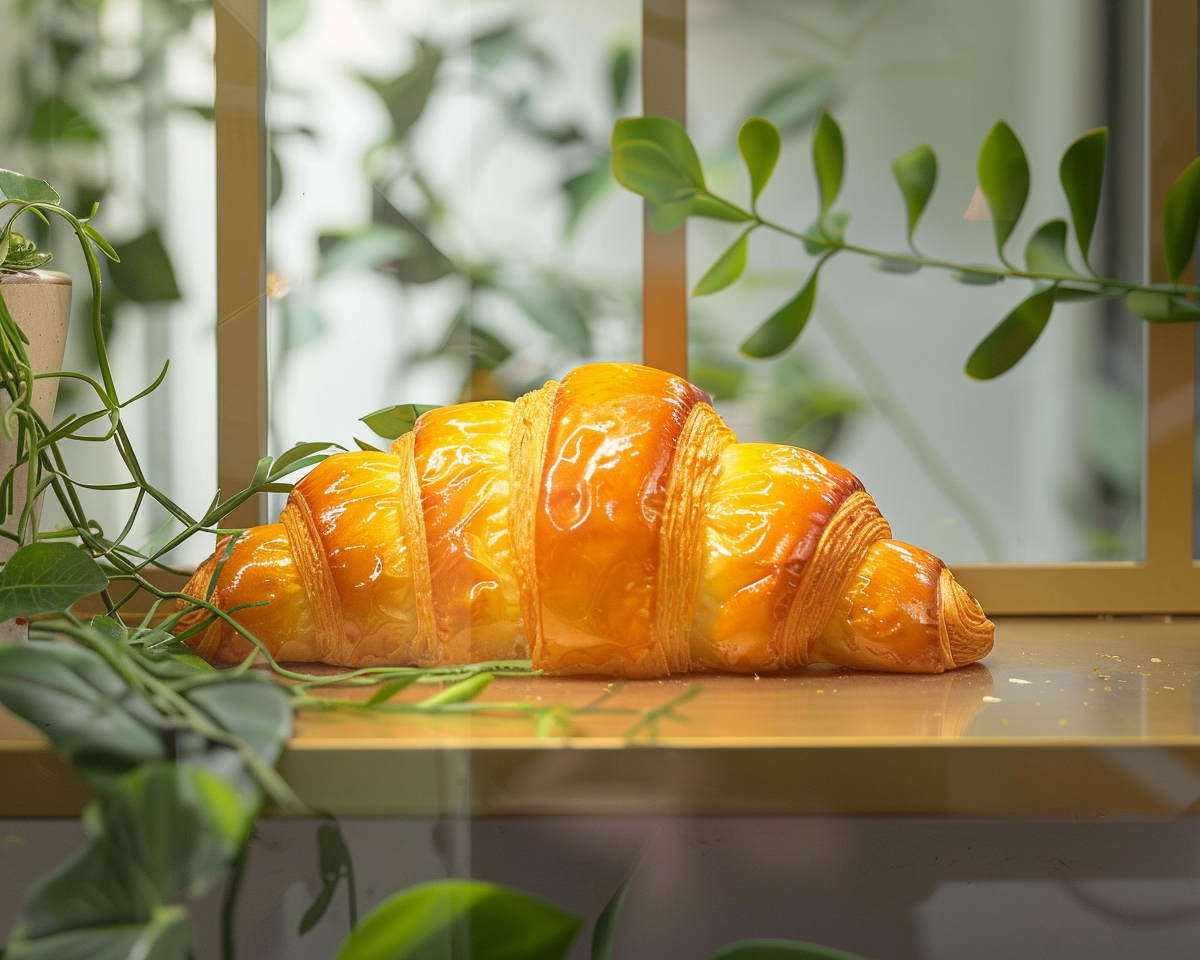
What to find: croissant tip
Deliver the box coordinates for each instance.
[940,568,994,668]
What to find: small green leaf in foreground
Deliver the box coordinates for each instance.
[812,110,844,215]
[361,403,440,441]
[966,284,1057,380]
[738,117,781,205]
[977,121,1030,258]
[1161,155,1200,283]
[1058,127,1107,268]
[891,145,937,244]
[740,263,823,359]
[693,230,751,296]
[0,542,107,620]
[336,880,580,960]
[611,116,705,192]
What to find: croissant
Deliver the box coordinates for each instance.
[180,363,993,677]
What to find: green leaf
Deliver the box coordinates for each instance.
[1162,156,1200,282]
[740,263,822,359]
[802,211,849,255]
[693,230,751,296]
[874,256,921,274]
[1024,219,1079,276]
[691,193,752,223]
[26,97,102,144]
[503,275,595,353]
[416,673,492,709]
[186,677,293,766]
[1059,127,1107,267]
[110,228,181,303]
[647,197,694,233]
[738,118,781,205]
[354,437,382,452]
[366,675,419,706]
[562,154,612,237]
[362,403,439,441]
[335,880,581,960]
[82,223,119,263]
[812,111,844,216]
[317,227,416,277]
[270,0,310,41]
[269,146,284,209]
[0,642,164,789]
[965,285,1057,379]
[977,121,1030,258]
[1126,289,1200,323]
[706,939,874,960]
[611,117,705,192]
[270,441,337,480]
[951,267,1004,285]
[609,43,633,111]
[611,140,698,206]
[0,169,60,205]
[590,864,639,960]
[891,145,937,243]
[362,42,443,140]
[7,907,190,960]
[744,70,839,139]
[0,542,107,620]
[300,822,355,935]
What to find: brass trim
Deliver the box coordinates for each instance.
[215,0,268,529]
[641,0,688,377]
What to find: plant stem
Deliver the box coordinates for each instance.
[222,838,252,960]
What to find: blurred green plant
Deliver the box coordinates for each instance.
[611,112,1200,378]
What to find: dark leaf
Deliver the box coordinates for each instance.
[0,169,60,205]
[7,909,190,960]
[186,678,293,766]
[609,42,634,111]
[977,121,1029,257]
[693,230,751,297]
[891,145,937,243]
[706,939,874,960]
[300,822,354,935]
[362,403,439,441]
[740,263,822,359]
[1059,127,1107,268]
[1126,289,1200,323]
[812,111,844,216]
[562,154,612,237]
[26,97,101,144]
[354,437,382,452]
[1161,156,1200,283]
[591,864,638,960]
[110,228,181,303]
[744,70,839,140]
[0,641,164,789]
[965,284,1057,379]
[874,256,921,274]
[299,881,339,936]
[335,880,581,960]
[362,42,443,139]
[269,147,284,209]
[0,542,107,620]
[738,118,781,205]
[270,441,337,479]
[1024,219,1079,276]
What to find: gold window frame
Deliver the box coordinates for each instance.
[213,0,1199,614]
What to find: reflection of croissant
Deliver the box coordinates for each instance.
[181,363,993,677]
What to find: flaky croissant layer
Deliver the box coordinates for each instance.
[180,363,993,677]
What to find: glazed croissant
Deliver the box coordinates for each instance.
[180,363,993,677]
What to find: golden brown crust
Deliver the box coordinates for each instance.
[391,430,439,665]
[280,495,343,663]
[777,490,891,669]
[939,567,995,667]
[508,381,558,665]
[654,402,736,674]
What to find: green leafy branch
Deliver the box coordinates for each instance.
[611,112,1200,378]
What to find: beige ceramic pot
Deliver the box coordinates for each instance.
[0,270,72,640]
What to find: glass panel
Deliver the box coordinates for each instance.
[0,0,218,565]
[266,0,643,466]
[687,0,1146,563]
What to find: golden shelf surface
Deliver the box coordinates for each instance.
[7,617,1200,817]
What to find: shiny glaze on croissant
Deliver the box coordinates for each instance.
[180,363,993,677]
